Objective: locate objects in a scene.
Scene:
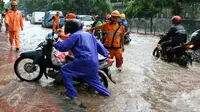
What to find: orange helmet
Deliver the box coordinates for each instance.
[11,0,18,6]
[106,14,111,20]
[111,10,120,17]
[65,13,76,21]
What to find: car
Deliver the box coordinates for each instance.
[42,10,65,28]
[30,12,45,24]
[77,15,94,31]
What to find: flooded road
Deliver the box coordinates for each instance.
[0,21,200,112]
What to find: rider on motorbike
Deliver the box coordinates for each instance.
[54,19,111,99]
[120,13,128,32]
[159,15,187,59]
[92,15,103,39]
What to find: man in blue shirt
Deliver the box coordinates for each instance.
[54,19,111,99]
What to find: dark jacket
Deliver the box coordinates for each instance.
[159,24,187,47]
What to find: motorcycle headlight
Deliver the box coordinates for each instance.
[157,44,161,49]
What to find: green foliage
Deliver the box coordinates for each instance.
[124,0,162,19]
[0,0,4,11]
[5,0,113,17]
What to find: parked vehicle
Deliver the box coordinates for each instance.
[25,14,31,21]
[19,10,25,17]
[152,35,193,67]
[14,32,115,88]
[30,12,45,24]
[42,10,65,28]
[77,15,94,31]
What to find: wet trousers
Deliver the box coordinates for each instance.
[108,48,123,68]
[61,59,111,99]
[53,24,59,31]
[9,31,20,49]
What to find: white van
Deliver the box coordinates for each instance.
[30,12,45,24]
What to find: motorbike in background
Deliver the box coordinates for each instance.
[124,32,131,45]
[152,35,193,67]
[188,29,200,63]
[14,33,116,88]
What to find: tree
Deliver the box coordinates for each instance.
[91,0,113,16]
[0,0,4,11]
[124,0,162,33]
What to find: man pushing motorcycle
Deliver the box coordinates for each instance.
[158,15,187,59]
[54,19,111,99]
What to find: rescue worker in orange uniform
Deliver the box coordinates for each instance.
[105,14,111,22]
[48,12,60,36]
[89,10,125,72]
[5,0,24,51]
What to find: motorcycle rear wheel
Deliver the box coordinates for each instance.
[14,57,43,82]
[178,55,191,67]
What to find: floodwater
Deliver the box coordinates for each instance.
[0,21,200,112]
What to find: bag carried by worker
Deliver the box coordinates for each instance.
[51,48,67,66]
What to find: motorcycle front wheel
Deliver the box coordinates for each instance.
[14,57,43,82]
[152,47,161,58]
[98,71,108,88]
[193,49,200,63]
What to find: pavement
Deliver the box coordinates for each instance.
[0,31,16,76]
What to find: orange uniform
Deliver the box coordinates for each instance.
[52,15,60,30]
[5,9,24,49]
[58,29,73,55]
[100,22,125,68]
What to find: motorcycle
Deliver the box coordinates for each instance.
[188,29,200,62]
[14,33,116,88]
[124,32,131,45]
[152,35,193,67]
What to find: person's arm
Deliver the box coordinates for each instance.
[48,16,54,22]
[166,26,176,39]
[20,12,24,30]
[89,23,105,32]
[4,12,9,26]
[54,33,78,52]
[95,35,109,57]
[158,27,175,44]
[121,25,125,52]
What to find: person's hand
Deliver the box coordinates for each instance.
[122,47,125,52]
[52,41,57,46]
[108,54,111,58]
[5,23,9,27]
